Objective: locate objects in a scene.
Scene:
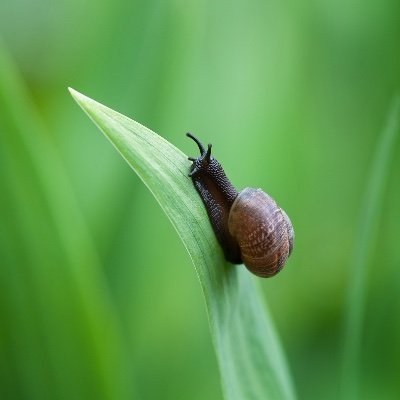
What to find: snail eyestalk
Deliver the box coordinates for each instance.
[186,132,206,155]
[205,143,212,162]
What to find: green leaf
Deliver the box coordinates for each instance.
[69,88,296,400]
[0,43,132,400]
[341,97,400,399]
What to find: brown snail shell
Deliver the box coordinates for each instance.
[228,188,294,277]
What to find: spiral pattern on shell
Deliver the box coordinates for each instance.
[228,188,294,277]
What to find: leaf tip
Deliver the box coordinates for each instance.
[68,88,100,118]
[68,87,88,105]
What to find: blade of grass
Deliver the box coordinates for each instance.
[341,97,400,399]
[0,42,132,399]
[69,87,297,400]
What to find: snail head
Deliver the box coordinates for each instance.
[186,132,214,177]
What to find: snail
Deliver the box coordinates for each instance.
[187,133,294,278]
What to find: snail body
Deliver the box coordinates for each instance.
[187,133,294,278]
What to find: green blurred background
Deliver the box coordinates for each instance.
[1,0,400,399]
